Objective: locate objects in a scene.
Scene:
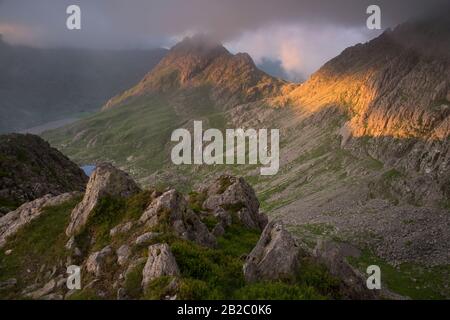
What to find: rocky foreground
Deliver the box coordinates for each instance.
[0,163,401,300]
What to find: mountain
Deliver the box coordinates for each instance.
[42,36,285,176]
[103,35,285,111]
[0,134,88,214]
[42,16,450,299]
[0,38,167,133]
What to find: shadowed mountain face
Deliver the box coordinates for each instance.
[0,37,168,133]
[0,134,88,213]
[43,15,449,289]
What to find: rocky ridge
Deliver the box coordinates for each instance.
[0,164,399,300]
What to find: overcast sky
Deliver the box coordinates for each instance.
[0,0,447,79]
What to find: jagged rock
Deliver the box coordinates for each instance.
[86,246,114,277]
[135,232,161,246]
[142,243,180,288]
[116,245,131,266]
[244,221,300,282]
[313,240,380,300]
[202,175,268,230]
[66,163,140,236]
[140,189,216,247]
[0,278,17,290]
[0,192,81,248]
[110,221,134,237]
[212,207,232,228]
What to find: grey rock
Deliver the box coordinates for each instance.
[110,221,134,237]
[244,221,300,282]
[142,243,180,288]
[140,189,216,247]
[212,223,225,237]
[135,232,160,246]
[202,175,268,230]
[66,163,140,236]
[86,246,114,277]
[116,245,131,266]
[313,240,379,300]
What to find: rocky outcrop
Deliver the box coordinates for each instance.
[142,243,180,288]
[0,192,81,248]
[0,134,87,212]
[140,189,216,247]
[66,163,140,236]
[86,246,115,277]
[135,232,161,246]
[243,221,300,282]
[313,240,381,300]
[116,245,131,266]
[202,175,268,231]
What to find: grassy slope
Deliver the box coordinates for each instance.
[0,196,82,299]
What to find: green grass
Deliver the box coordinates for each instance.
[348,249,450,299]
[0,196,81,298]
[140,220,339,300]
[75,191,151,252]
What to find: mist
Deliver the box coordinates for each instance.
[0,0,448,79]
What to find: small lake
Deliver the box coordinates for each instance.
[81,165,96,177]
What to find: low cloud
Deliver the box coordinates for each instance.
[228,24,369,80]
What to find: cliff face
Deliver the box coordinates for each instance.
[103,35,285,110]
[0,134,88,213]
[283,15,450,201]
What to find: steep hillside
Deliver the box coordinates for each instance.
[0,37,167,133]
[43,36,285,177]
[0,134,88,214]
[43,16,450,289]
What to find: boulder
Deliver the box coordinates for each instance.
[140,189,216,247]
[0,192,81,248]
[135,232,161,246]
[202,175,267,230]
[110,221,134,237]
[313,240,381,300]
[66,163,140,236]
[142,243,180,288]
[244,221,300,282]
[86,246,114,277]
[116,245,131,266]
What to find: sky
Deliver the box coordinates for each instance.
[0,0,447,80]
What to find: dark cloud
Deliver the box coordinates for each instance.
[0,0,447,78]
[0,0,447,48]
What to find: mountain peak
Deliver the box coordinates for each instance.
[170,34,228,56]
[103,36,285,110]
